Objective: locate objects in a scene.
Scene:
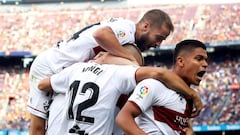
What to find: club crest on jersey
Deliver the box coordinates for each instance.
[138,86,149,97]
[43,101,50,111]
[117,31,126,38]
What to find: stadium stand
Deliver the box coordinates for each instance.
[0,67,30,130]
[0,3,240,54]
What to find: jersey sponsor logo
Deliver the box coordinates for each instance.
[117,30,126,38]
[174,115,189,128]
[139,86,149,97]
[153,106,190,135]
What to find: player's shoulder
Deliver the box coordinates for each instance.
[140,78,160,83]
[102,17,134,24]
[139,78,166,89]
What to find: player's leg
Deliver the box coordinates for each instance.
[29,114,46,135]
[27,71,52,135]
[27,55,53,135]
[27,73,50,135]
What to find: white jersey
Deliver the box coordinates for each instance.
[27,17,136,119]
[46,17,136,74]
[48,62,138,135]
[129,78,193,135]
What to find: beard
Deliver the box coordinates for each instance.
[135,34,148,52]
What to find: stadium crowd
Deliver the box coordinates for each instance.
[193,57,240,125]
[0,3,240,55]
[0,2,239,131]
[0,67,30,131]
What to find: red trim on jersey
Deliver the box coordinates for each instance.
[128,101,142,113]
[27,105,47,115]
[116,94,129,109]
[93,46,105,55]
[152,99,193,135]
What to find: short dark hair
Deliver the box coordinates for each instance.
[123,43,144,66]
[173,39,206,63]
[139,9,174,32]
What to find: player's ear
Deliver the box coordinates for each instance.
[176,56,184,67]
[142,21,150,32]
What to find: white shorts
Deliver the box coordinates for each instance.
[27,51,54,119]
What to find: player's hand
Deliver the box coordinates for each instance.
[183,127,195,135]
[183,119,195,135]
[191,91,203,117]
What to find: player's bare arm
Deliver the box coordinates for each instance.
[38,78,53,92]
[116,101,147,135]
[93,26,138,65]
[135,67,203,117]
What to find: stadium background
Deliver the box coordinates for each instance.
[0,0,239,134]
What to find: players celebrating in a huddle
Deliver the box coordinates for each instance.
[27,9,204,135]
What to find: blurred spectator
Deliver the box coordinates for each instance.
[0,3,240,54]
[0,68,30,130]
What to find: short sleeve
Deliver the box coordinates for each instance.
[105,18,136,45]
[50,64,77,93]
[128,78,165,112]
[114,65,139,94]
